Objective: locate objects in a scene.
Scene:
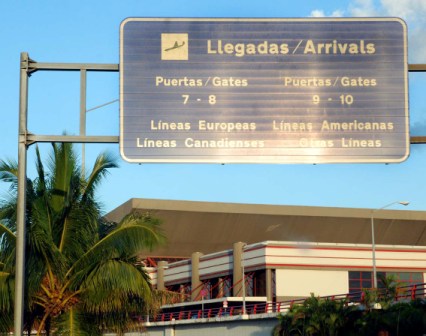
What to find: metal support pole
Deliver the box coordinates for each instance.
[370,216,378,289]
[28,62,118,72]
[13,52,119,335]
[411,136,426,144]
[371,201,409,289]
[26,135,119,144]
[15,52,30,336]
[408,64,426,72]
[80,69,87,177]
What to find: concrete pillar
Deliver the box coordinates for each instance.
[164,325,176,336]
[179,284,186,302]
[191,252,203,301]
[218,277,225,298]
[266,268,273,302]
[157,261,168,290]
[233,242,245,297]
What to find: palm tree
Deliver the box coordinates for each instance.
[0,143,165,335]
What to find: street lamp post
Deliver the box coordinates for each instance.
[371,201,409,288]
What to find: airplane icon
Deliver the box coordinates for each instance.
[164,41,186,52]
[161,33,188,60]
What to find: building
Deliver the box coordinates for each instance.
[106,199,426,306]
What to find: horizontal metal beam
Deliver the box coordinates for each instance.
[25,135,426,145]
[408,64,426,72]
[26,134,119,145]
[410,136,426,144]
[26,61,425,73]
[28,61,119,73]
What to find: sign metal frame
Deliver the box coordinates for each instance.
[120,18,409,164]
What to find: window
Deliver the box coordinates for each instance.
[252,270,267,296]
[387,272,423,286]
[210,277,232,298]
[348,271,385,292]
[201,281,213,300]
[349,271,423,293]
[200,276,233,299]
[219,276,232,297]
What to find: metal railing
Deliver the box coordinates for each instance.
[147,282,426,323]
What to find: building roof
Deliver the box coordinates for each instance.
[105,198,426,257]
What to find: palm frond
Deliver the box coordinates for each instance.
[0,222,16,245]
[45,144,102,257]
[67,212,164,283]
[0,304,13,333]
[0,271,14,329]
[34,146,48,197]
[27,217,64,274]
[49,142,79,214]
[116,212,165,251]
[0,222,16,270]
[82,151,118,202]
[53,307,99,336]
[57,211,99,265]
[80,259,152,314]
[0,158,18,187]
[0,194,17,223]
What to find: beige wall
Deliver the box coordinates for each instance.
[276,269,349,298]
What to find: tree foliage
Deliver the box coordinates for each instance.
[274,277,426,336]
[0,143,166,335]
[274,294,358,336]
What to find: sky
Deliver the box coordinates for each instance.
[0,0,426,214]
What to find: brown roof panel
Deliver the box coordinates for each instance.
[105,199,426,257]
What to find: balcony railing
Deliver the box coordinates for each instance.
[147,282,426,323]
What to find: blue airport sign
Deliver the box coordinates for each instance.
[119,18,409,163]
